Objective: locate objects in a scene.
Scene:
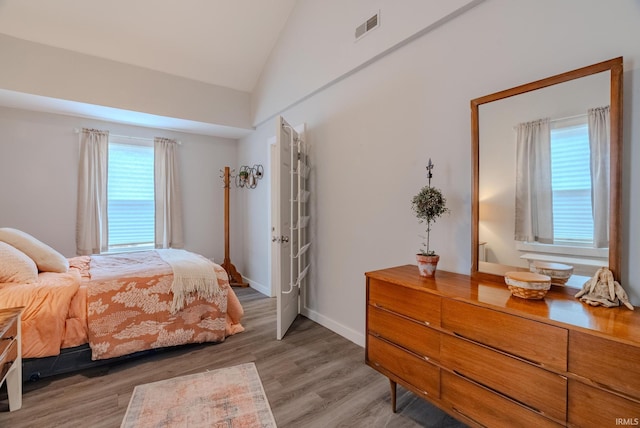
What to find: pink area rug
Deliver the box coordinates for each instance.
[121,362,277,427]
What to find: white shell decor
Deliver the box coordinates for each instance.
[530,261,573,285]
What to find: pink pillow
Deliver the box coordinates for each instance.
[0,241,38,283]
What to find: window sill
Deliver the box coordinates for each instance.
[105,244,154,254]
[515,241,608,259]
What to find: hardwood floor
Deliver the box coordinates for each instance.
[0,287,466,427]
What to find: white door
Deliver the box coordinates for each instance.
[273,116,298,340]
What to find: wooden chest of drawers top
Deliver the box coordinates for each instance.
[366,265,640,346]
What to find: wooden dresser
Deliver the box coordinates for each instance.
[0,307,23,412]
[365,265,640,428]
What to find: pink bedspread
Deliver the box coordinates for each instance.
[0,250,244,360]
[84,250,244,360]
[0,270,81,358]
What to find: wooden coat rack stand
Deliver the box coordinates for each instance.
[221,166,248,287]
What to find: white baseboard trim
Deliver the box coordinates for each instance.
[244,277,271,297]
[301,306,365,347]
[241,278,363,345]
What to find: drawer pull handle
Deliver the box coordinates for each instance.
[452,332,544,368]
[453,370,542,415]
[2,336,14,341]
[452,407,487,428]
[371,303,434,327]
[423,356,430,362]
[590,380,639,402]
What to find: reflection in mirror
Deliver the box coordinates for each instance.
[471,58,623,287]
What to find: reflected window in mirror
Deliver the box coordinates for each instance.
[511,109,610,277]
[549,114,595,247]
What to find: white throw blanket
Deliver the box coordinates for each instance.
[157,249,221,314]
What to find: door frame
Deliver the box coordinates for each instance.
[267,135,277,298]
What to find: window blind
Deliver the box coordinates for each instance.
[550,121,593,245]
[107,140,154,250]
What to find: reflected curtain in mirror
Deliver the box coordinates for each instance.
[588,106,610,248]
[515,118,553,244]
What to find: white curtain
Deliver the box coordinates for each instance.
[588,106,610,248]
[76,128,109,255]
[514,118,554,243]
[154,137,184,249]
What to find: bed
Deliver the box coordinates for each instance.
[0,228,244,381]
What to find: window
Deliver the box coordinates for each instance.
[107,137,154,251]
[550,118,593,246]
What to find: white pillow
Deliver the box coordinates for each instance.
[0,241,39,283]
[0,228,69,273]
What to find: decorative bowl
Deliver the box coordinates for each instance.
[505,271,551,300]
[530,261,573,284]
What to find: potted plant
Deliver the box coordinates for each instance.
[411,159,449,277]
[238,169,249,186]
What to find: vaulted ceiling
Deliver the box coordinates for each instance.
[0,0,297,137]
[0,0,297,92]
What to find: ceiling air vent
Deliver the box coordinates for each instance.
[355,11,380,41]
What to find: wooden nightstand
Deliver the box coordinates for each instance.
[0,307,23,411]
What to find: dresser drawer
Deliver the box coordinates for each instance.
[442,371,564,428]
[441,334,567,422]
[568,380,640,428]
[368,278,440,326]
[367,335,440,399]
[0,339,18,382]
[368,305,440,361]
[569,330,640,399]
[442,299,567,371]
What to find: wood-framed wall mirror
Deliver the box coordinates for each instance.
[471,57,623,286]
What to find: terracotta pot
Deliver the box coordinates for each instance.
[416,254,439,277]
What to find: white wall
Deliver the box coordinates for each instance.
[0,34,252,130]
[235,133,272,293]
[0,106,240,263]
[251,0,480,126]
[239,0,640,346]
